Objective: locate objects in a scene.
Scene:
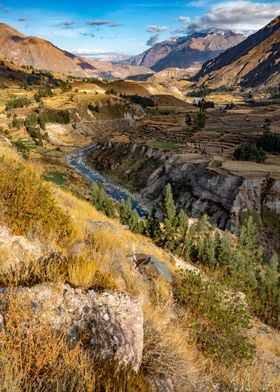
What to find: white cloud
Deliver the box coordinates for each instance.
[188,1,208,7]
[86,20,122,28]
[147,25,168,33]
[71,48,129,58]
[146,33,161,46]
[176,16,191,24]
[186,1,280,34]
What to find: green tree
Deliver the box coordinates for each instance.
[119,198,143,234]
[162,183,176,226]
[145,207,161,240]
[238,216,263,264]
[91,183,116,218]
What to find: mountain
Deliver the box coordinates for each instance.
[125,31,245,72]
[147,66,200,83]
[194,16,280,88]
[0,23,152,80]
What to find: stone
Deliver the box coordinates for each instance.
[0,283,143,371]
[131,254,173,283]
[0,226,42,271]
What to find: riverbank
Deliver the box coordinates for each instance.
[66,144,148,217]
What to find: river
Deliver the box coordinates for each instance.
[66,144,148,217]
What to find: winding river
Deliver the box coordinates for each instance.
[66,144,147,217]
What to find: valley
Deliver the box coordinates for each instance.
[0,11,280,392]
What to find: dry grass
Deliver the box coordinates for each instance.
[0,294,151,392]
[142,303,207,392]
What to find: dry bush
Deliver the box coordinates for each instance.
[0,145,75,244]
[142,304,206,391]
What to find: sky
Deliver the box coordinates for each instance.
[0,1,279,59]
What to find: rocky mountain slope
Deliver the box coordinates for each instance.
[147,66,200,83]
[0,23,152,80]
[194,16,280,88]
[125,31,245,71]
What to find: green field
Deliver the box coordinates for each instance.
[43,171,67,186]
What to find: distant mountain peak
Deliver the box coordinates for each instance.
[124,30,245,71]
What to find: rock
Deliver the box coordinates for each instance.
[68,241,85,256]
[0,226,42,271]
[131,254,173,283]
[0,283,143,371]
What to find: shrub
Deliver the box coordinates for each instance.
[5,97,31,110]
[233,143,266,163]
[0,148,74,243]
[176,271,255,364]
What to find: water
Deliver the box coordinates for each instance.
[66,144,147,217]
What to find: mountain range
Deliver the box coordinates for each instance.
[195,16,280,88]
[0,17,279,88]
[124,31,245,71]
[0,23,151,80]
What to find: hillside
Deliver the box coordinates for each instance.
[125,31,245,71]
[0,140,280,391]
[194,16,280,88]
[0,23,152,80]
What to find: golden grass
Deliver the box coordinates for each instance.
[142,303,207,392]
[67,255,121,291]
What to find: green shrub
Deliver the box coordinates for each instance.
[233,143,266,163]
[6,97,31,110]
[176,271,255,364]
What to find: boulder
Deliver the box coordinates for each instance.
[131,254,173,283]
[0,283,143,371]
[0,226,42,271]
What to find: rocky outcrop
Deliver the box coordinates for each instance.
[0,283,144,371]
[87,141,280,252]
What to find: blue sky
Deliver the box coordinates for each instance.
[0,1,279,59]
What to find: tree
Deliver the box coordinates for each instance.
[145,207,161,240]
[91,183,116,218]
[215,231,232,266]
[255,254,280,328]
[119,198,143,234]
[233,143,266,163]
[192,111,206,133]
[162,183,176,225]
[238,216,263,264]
